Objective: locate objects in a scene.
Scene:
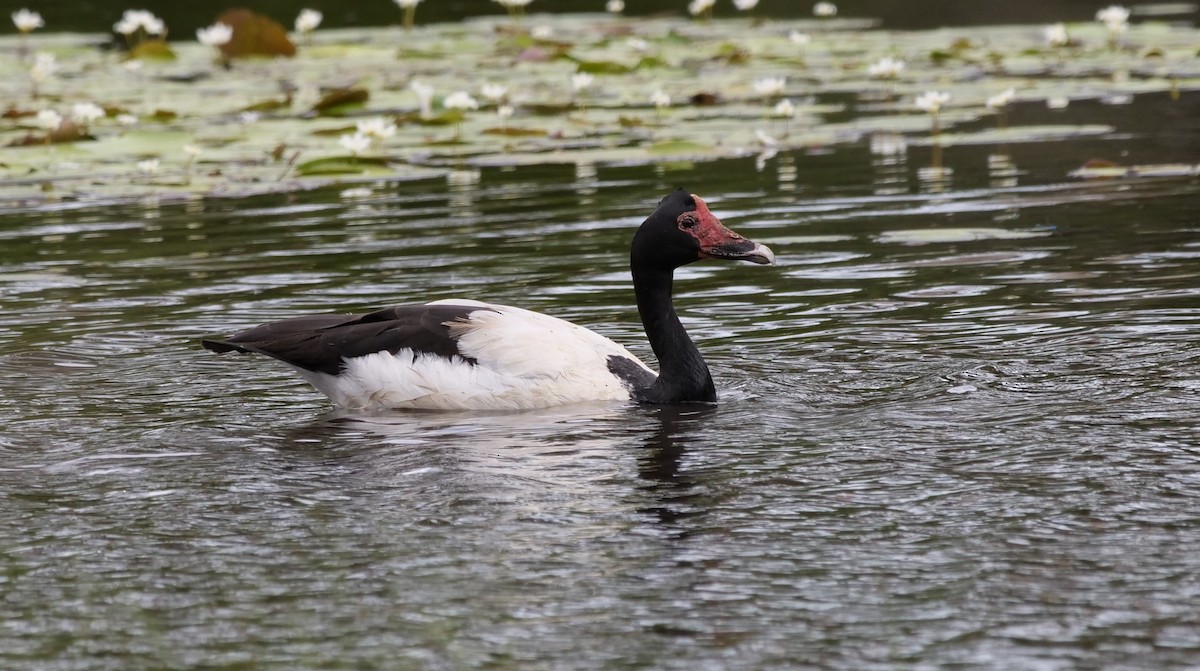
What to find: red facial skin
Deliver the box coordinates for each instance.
[677,194,751,257]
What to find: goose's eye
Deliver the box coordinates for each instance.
[678,213,699,230]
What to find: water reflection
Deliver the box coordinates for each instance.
[446,168,482,215]
[870,132,908,195]
[917,165,953,194]
[775,153,798,193]
[575,161,599,202]
[988,153,1021,221]
[635,406,716,529]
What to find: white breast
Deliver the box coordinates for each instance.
[296,300,656,411]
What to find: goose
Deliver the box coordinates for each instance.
[201,189,775,410]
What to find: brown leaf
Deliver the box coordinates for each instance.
[8,121,93,147]
[310,88,370,116]
[216,9,296,59]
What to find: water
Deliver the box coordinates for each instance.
[2,93,1199,669]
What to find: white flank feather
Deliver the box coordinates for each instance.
[296,300,656,411]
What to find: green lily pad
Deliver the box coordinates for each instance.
[295,156,392,176]
[128,40,176,61]
[645,139,716,156]
[2,13,1198,204]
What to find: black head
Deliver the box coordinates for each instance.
[631,188,775,271]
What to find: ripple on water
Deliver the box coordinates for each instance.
[1,163,1200,669]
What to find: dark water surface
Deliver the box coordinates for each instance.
[2,93,1199,669]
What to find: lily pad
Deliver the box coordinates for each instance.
[311,88,370,116]
[128,40,177,61]
[295,156,392,176]
[217,8,297,59]
[2,12,1198,204]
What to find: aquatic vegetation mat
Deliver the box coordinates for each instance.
[2,11,1198,204]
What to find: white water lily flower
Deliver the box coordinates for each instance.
[196,23,233,47]
[1047,95,1070,109]
[36,109,63,131]
[70,102,105,125]
[12,8,44,32]
[183,144,202,159]
[986,88,1016,111]
[650,90,671,108]
[773,98,796,117]
[497,104,515,119]
[356,117,397,140]
[295,9,323,34]
[411,80,435,117]
[444,91,480,111]
[813,2,837,17]
[30,52,58,82]
[1096,5,1130,32]
[137,158,160,174]
[734,0,759,10]
[606,0,625,13]
[867,56,905,79]
[1044,22,1069,47]
[239,111,261,124]
[531,25,554,39]
[395,0,423,7]
[480,83,508,102]
[753,76,786,98]
[116,113,139,126]
[340,187,373,199]
[571,72,595,93]
[339,132,373,155]
[789,30,812,45]
[914,90,951,113]
[113,14,138,35]
[688,0,716,16]
[493,0,533,7]
[114,9,165,36]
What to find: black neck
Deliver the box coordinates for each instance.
[631,264,715,404]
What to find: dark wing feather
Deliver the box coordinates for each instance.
[201,303,494,375]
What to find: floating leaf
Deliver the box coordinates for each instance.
[397,110,464,126]
[482,127,548,137]
[645,140,716,156]
[216,8,296,59]
[243,96,293,113]
[714,43,750,64]
[310,88,370,116]
[128,39,176,61]
[148,109,178,123]
[8,124,93,147]
[574,59,637,75]
[295,156,391,176]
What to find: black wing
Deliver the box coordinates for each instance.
[200,303,495,375]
